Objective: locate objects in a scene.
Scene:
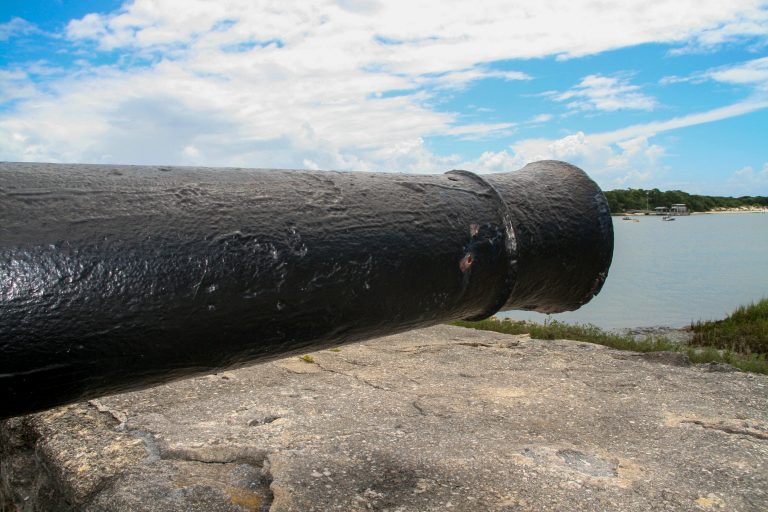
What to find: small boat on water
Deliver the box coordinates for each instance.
[662,215,676,221]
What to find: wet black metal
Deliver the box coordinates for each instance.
[0,160,613,418]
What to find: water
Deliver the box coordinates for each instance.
[499,213,768,329]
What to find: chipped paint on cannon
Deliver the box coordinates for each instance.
[0,160,613,418]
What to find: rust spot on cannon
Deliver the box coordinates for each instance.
[460,253,474,273]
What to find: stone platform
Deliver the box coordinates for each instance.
[2,325,767,511]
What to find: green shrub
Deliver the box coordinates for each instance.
[690,299,768,354]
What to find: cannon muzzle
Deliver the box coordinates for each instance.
[1,160,613,418]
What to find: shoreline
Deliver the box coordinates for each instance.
[493,316,693,343]
[613,207,768,216]
[462,314,768,374]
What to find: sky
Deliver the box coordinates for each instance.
[1,0,767,195]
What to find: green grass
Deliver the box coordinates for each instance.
[299,354,315,363]
[690,298,768,355]
[451,318,677,353]
[451,308,768,375]
[683,346,767,374]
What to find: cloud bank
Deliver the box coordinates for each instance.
[1,0,767,189]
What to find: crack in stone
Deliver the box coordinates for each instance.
[314,361,389,390]
[87,400,274,509]
[7,404,151,509]
[377,344,453,355]
[88,399,127,428]
[160,445,270,467]
[338,357,378,367]
[680,420,768,441]
[0,417,64,510]
[79,401,161,505]
[357,377,388,391]
[129,427,164,463]
[249,415,281,427]
[161,447,275,512]
[86,402,163,465]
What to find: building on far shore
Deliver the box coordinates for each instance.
[653,204,689,216]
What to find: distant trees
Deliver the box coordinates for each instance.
[603,188,768,214]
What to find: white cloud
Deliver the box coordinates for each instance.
[553,74,657,111]
[0,70,39,103]
[0,17,39,41]
[2,0,768,174]
[529,114,554,124]
[724,163,768,195]
[465,96,768,188]
[456,132,665,185]
[443,122,516,138]
[182,144,200,158]
[668,5,768,54]
[613,169,653,187]
[589,99,768,144]
[66,13,108,41]
[708,56,768,91]
[732,163,768,181]
[662,56,768,91]
[462,150,516,173]
[470,131,666,188]
[418,67,532,90]
[61,0,768,67]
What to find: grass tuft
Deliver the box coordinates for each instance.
[299,354,315,363]
[690,298,768,355]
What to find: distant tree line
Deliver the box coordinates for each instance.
[603,188,768,213]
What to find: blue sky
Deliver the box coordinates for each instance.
[1,1,767,195]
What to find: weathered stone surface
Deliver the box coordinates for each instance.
[2,325,767,511]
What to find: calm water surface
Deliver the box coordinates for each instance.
[500,213,768,329]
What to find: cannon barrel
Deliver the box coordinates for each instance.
[0,160,613,418]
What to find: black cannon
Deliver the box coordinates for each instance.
[0,160,613,418]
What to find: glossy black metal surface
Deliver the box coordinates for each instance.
[0,160,613,418]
